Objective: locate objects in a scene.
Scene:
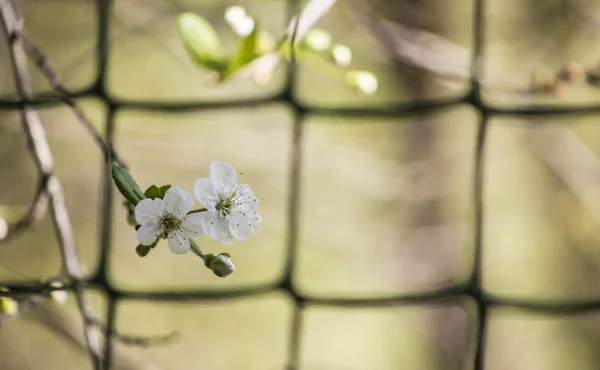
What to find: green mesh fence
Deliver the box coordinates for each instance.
[3,0,600,369]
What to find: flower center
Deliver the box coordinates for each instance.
[216,192,236,216]
[161,213,182,235]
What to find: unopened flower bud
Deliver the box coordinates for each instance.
[204,253,235,278]
[0,296,18,316]
[346,70,378,95]
[330,44,352,67]
[136,244,152,257]
[225,6,246,26]
[303,28,331,51]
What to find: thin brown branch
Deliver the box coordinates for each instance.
[0,0,101,366]
[87,315,179,347]
[18,33,125,168]
[1,177,49,243]
[1,291,177,348]
[1,293,166,370]
[0,1,173,367]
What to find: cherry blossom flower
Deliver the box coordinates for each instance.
[194,160,262,245]
[135,186,204,254]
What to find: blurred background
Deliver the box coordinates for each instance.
[2,0,600,369]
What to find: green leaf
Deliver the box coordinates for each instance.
[111,165,145,206]
[159,185,172,198]
[144,185,161,199]
[224,23,260,80]
[177,13,229,74]
[136,244,151,257]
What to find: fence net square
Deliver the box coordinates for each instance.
[2,0,600,369]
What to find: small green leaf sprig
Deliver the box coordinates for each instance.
[176,0,379,95]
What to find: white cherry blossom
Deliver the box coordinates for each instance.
[135,186,204,254]
[194,160,262,245]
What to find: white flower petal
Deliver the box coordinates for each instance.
[167,230,190,254]
[222,235,234,246]
[181,213,205,238]
[209,160,238,192]
[251,212,263,233]
[193,178,218,211]
[232,183,258,212]
[137,222,162,246]
[163,186,194,219]
[135,198,164,225]
[230,209,262,235]
[228,212,254,241]
[200,212,230,243]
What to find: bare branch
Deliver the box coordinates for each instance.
[1,291,177,349]
[0,0,102,366]
[18,33,125,167]
[1,294,167,370]
[0,1,176,367]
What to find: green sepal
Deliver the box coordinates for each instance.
[135,238,159,257]
[111,165,145,206]
[144,185,161,199]
[159,185,172,198]
[136,244,151,257]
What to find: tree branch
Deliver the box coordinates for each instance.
[0,0,102,366]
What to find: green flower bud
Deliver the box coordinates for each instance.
[0,296,18,316]
[136,244,152,257]
[204,253,235,278]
